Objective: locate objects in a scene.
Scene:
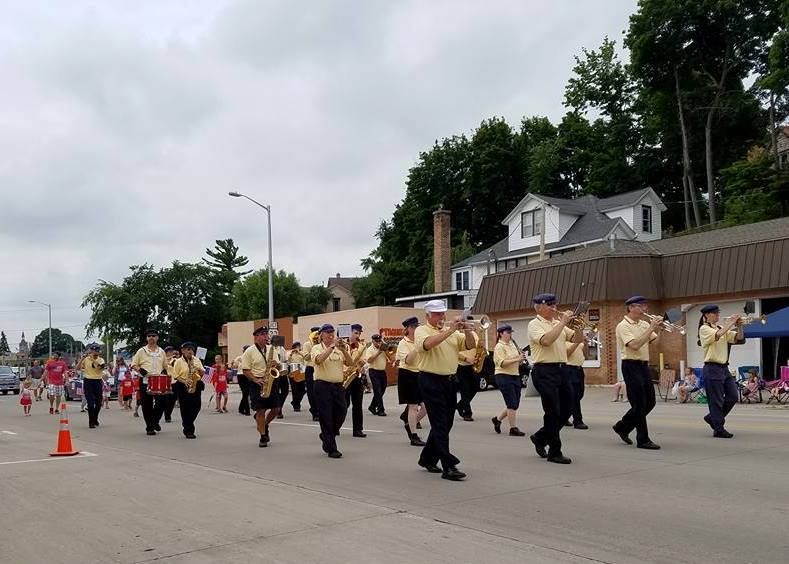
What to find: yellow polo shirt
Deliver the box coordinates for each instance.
[131,346,167,375]
[302,340,314,367]
[493,341,520,376]
[365,344,388,371]
[414,323,470,376]
[289,351,305,365]
[457,332,479,365]
[240,344,272,377]
[566,341,585,367]
[616,317,656,361]
[396,338,419,373]
[310,343,345,383]
[527,316,569,364]
[79,356,106,380]
[170,356,205,385]
[699,324,738,364]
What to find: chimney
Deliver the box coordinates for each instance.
[433,208,451,293]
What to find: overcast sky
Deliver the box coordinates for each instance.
[0,0,636,348]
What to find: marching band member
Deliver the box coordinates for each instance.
[170,342,204,439]
[233,346,251,416]
[311,324,354,458]
[527,294,583,464]
[131,329,169,436]
[613,296,663,450]
[303,326,320,421]
[395,316,426,446]
[345,324,368,437]
[490,325,526,437]
[75,343,106,429]
[273,337,289,419]
[365,333,389,417]
[455,318,479,422]
[162,346,178,423]
[241,326,282,448]
[415,300,475,481]
[698,305,745,438]
[565,337,588,429]
[287,342,307,412]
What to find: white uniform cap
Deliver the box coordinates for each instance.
[424,299,448,313]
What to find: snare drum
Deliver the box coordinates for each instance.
[147,374,173,395]
[289,363,305,382]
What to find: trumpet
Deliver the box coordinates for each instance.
[643,313,686,335]
[459,314,492,331]
[334,337,349,352]
[723,313,767,325]
[548,306,596,332]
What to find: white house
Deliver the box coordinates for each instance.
[451,188,667,308]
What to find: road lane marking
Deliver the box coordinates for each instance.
[1,430,17,435]
[0,451,98,466]
[276,422,383,433]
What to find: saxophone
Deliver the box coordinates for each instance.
[471,330,488,374]
[260,343,280,398]
[342,341,366,389]
[185,357,202,394]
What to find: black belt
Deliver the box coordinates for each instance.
[315,380,343,386]
[535,362,565,367]
[704,362,728,367]
[420,371,454,378]
[622,360,648,365]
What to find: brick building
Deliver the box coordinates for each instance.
[472,217,789,383]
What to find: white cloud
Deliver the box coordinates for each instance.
[0,0,636,344]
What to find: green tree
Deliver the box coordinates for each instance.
[203,238,252,294]
[230,269,304,321]
[29,329,84,358]
[722,147,789,225]
[0,331,10,355]
[301,285,333,316]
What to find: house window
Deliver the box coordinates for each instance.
[642,205,653,233]
[521,210,542,238]
[455,271,470,291]
[332,297,341,312]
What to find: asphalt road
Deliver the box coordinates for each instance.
[1,385,787,564]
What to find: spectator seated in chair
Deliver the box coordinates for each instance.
[677,367,697,403]
[740,369,762,403]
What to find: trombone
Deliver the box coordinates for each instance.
[723,313,767,325]
[643,313,686,335]
[547,306,597,332]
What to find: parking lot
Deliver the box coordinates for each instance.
[1,386,787,563]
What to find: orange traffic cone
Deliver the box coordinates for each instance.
[50,402,79,456]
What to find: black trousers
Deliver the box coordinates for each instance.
[615,360,656,445]
[418,372,460,469]
[83,378,103,426]
[456,364,478,418]
[368,369,387,414]
[237,374,251,415]
[567,365,586,425]
[315,380,347,454]
[290,378,306,410]
[345,377,364,432]
[305,366,317,416]
[704,363,738,432]
[530,363,572,456]
[277,376,290,408]
[140,384,165,433]
[174,382,201,436]
[163,384,177,420]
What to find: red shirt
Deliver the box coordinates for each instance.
[45,359,68,386]
[212,365,228,393]
[121,379,134,394]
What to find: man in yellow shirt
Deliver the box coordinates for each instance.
[287,342,306,412]
[304,326,320,421]
[241,326,282,448]
[76,343,106,429]
[170,342,205,439]
[455,323,479,422]
[365,332,390,417]
[414,300,475,481]
[131,329,169,436]
[698,304,744,438]
[613,296,664,449]
[527,293,583,464]
[396,316,426,446]
[232,346,251,416]
[343,323,369,437]
[311,324,354,458]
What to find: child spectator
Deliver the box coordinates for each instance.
[20,380,33,416]
[121,375,134,410]
[102,373,112,409]
[678,367,697,403]
[212,354,229,413]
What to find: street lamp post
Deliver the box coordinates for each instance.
[228,192,274,326]
[28,300,52,358]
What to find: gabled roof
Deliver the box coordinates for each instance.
[327,276,359,292]
[597,188,667,212]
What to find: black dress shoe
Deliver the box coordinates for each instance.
[154,424,162,432]
[573,423,589,430]
[637,441,661,450]
[529,434,548,458]
[312,415,319,422]
[547,454,572,464]
[89,424,96,429]
[368,406,377,416]
[146,430,157,436]
[613,425,633,445]
[441,467,466,481]
[713,429,734,438]
[276,413,284,419]
[410,434,426,446]
[377,411,387,417]
[164,418,172,423]
[185,433,197,439]
[259,435,269,448]
[509,427,525,437]
[327,451,342,459]
[491,417,502,434]
[418,462,442,473]
[352,431,367,438]
[462,416,474,422]
[703,414,713,428]
[564,420,573,427]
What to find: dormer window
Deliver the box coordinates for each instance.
[641,205,653,233]
[521,210,542,238]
